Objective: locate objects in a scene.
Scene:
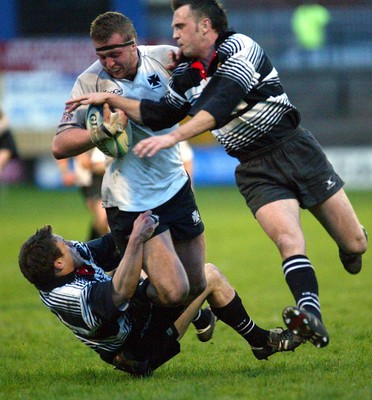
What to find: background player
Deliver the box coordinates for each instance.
[0,108,19,176]
[57,148,109,240]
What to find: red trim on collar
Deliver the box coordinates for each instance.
[76,264,95,276]
[191,51,217,79]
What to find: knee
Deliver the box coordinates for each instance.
[348,227,368,255]
[275,234,305,259]
[204,262,219,280]
[203,263,226,291]
[186,266,208,301]
[157,281,190,307]
[356,233,368,255]
[187,279,207,300]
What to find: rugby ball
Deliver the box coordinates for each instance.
[85,104,131,158]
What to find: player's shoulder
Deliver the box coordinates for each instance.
[217,32,258,61]
[222,32,254,48]
[77,60,103,77]
[75,60,109,85]
[138,44,178,67]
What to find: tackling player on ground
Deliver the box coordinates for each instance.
[19,212,303,377]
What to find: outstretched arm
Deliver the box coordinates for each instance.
[65,93,143,124]
[133,110,216,158]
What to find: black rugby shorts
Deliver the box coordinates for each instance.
[106,179,204,254]
[235,128,344,216]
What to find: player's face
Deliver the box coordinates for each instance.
[54,236,82,273]
[172,5,205,59]
[94,33,138,80]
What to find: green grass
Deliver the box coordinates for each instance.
[0,184,371,400]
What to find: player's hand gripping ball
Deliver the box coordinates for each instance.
[85,103,132,158]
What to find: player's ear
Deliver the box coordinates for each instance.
[200,18,211,34]
[54,259,64,272]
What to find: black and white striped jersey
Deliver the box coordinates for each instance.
[141,32,301,160]
[39,237,132,357]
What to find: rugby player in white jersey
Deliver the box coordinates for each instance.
[52,12,210,333]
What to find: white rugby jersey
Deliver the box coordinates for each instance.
[39,239,132,356]
[57,45,188,211]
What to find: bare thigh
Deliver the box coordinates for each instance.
[309,188,367,254]
[143,230,189,306]
[174,233,206,300]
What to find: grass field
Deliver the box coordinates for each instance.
[0,184,371,400]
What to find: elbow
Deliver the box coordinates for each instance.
[52,134,74,159]
[52,148,64,160]
[52,136,65,159]
[112,285,137,307]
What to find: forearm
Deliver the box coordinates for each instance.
[52,128,95,159]
[107,95,143,125]
[111,237,144,306]
[65,93,144,124]
[170,110,216,142]
[110,211,157,306]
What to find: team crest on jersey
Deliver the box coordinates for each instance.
[61,111,72,122]
[192,210,201,225]
[147,74,161,89]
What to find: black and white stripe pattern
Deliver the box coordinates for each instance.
[282,256,314,278]
[215,97,292,152]
[212,35,295,152]
[39,240,132,354]
[235,318,256,338]
[297,292,321,315]
[165,32,299,156]
[282,255,321,316]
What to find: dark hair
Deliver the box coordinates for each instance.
[18,225,62,288]
[171,0,228,34]
[90,11,137,43]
